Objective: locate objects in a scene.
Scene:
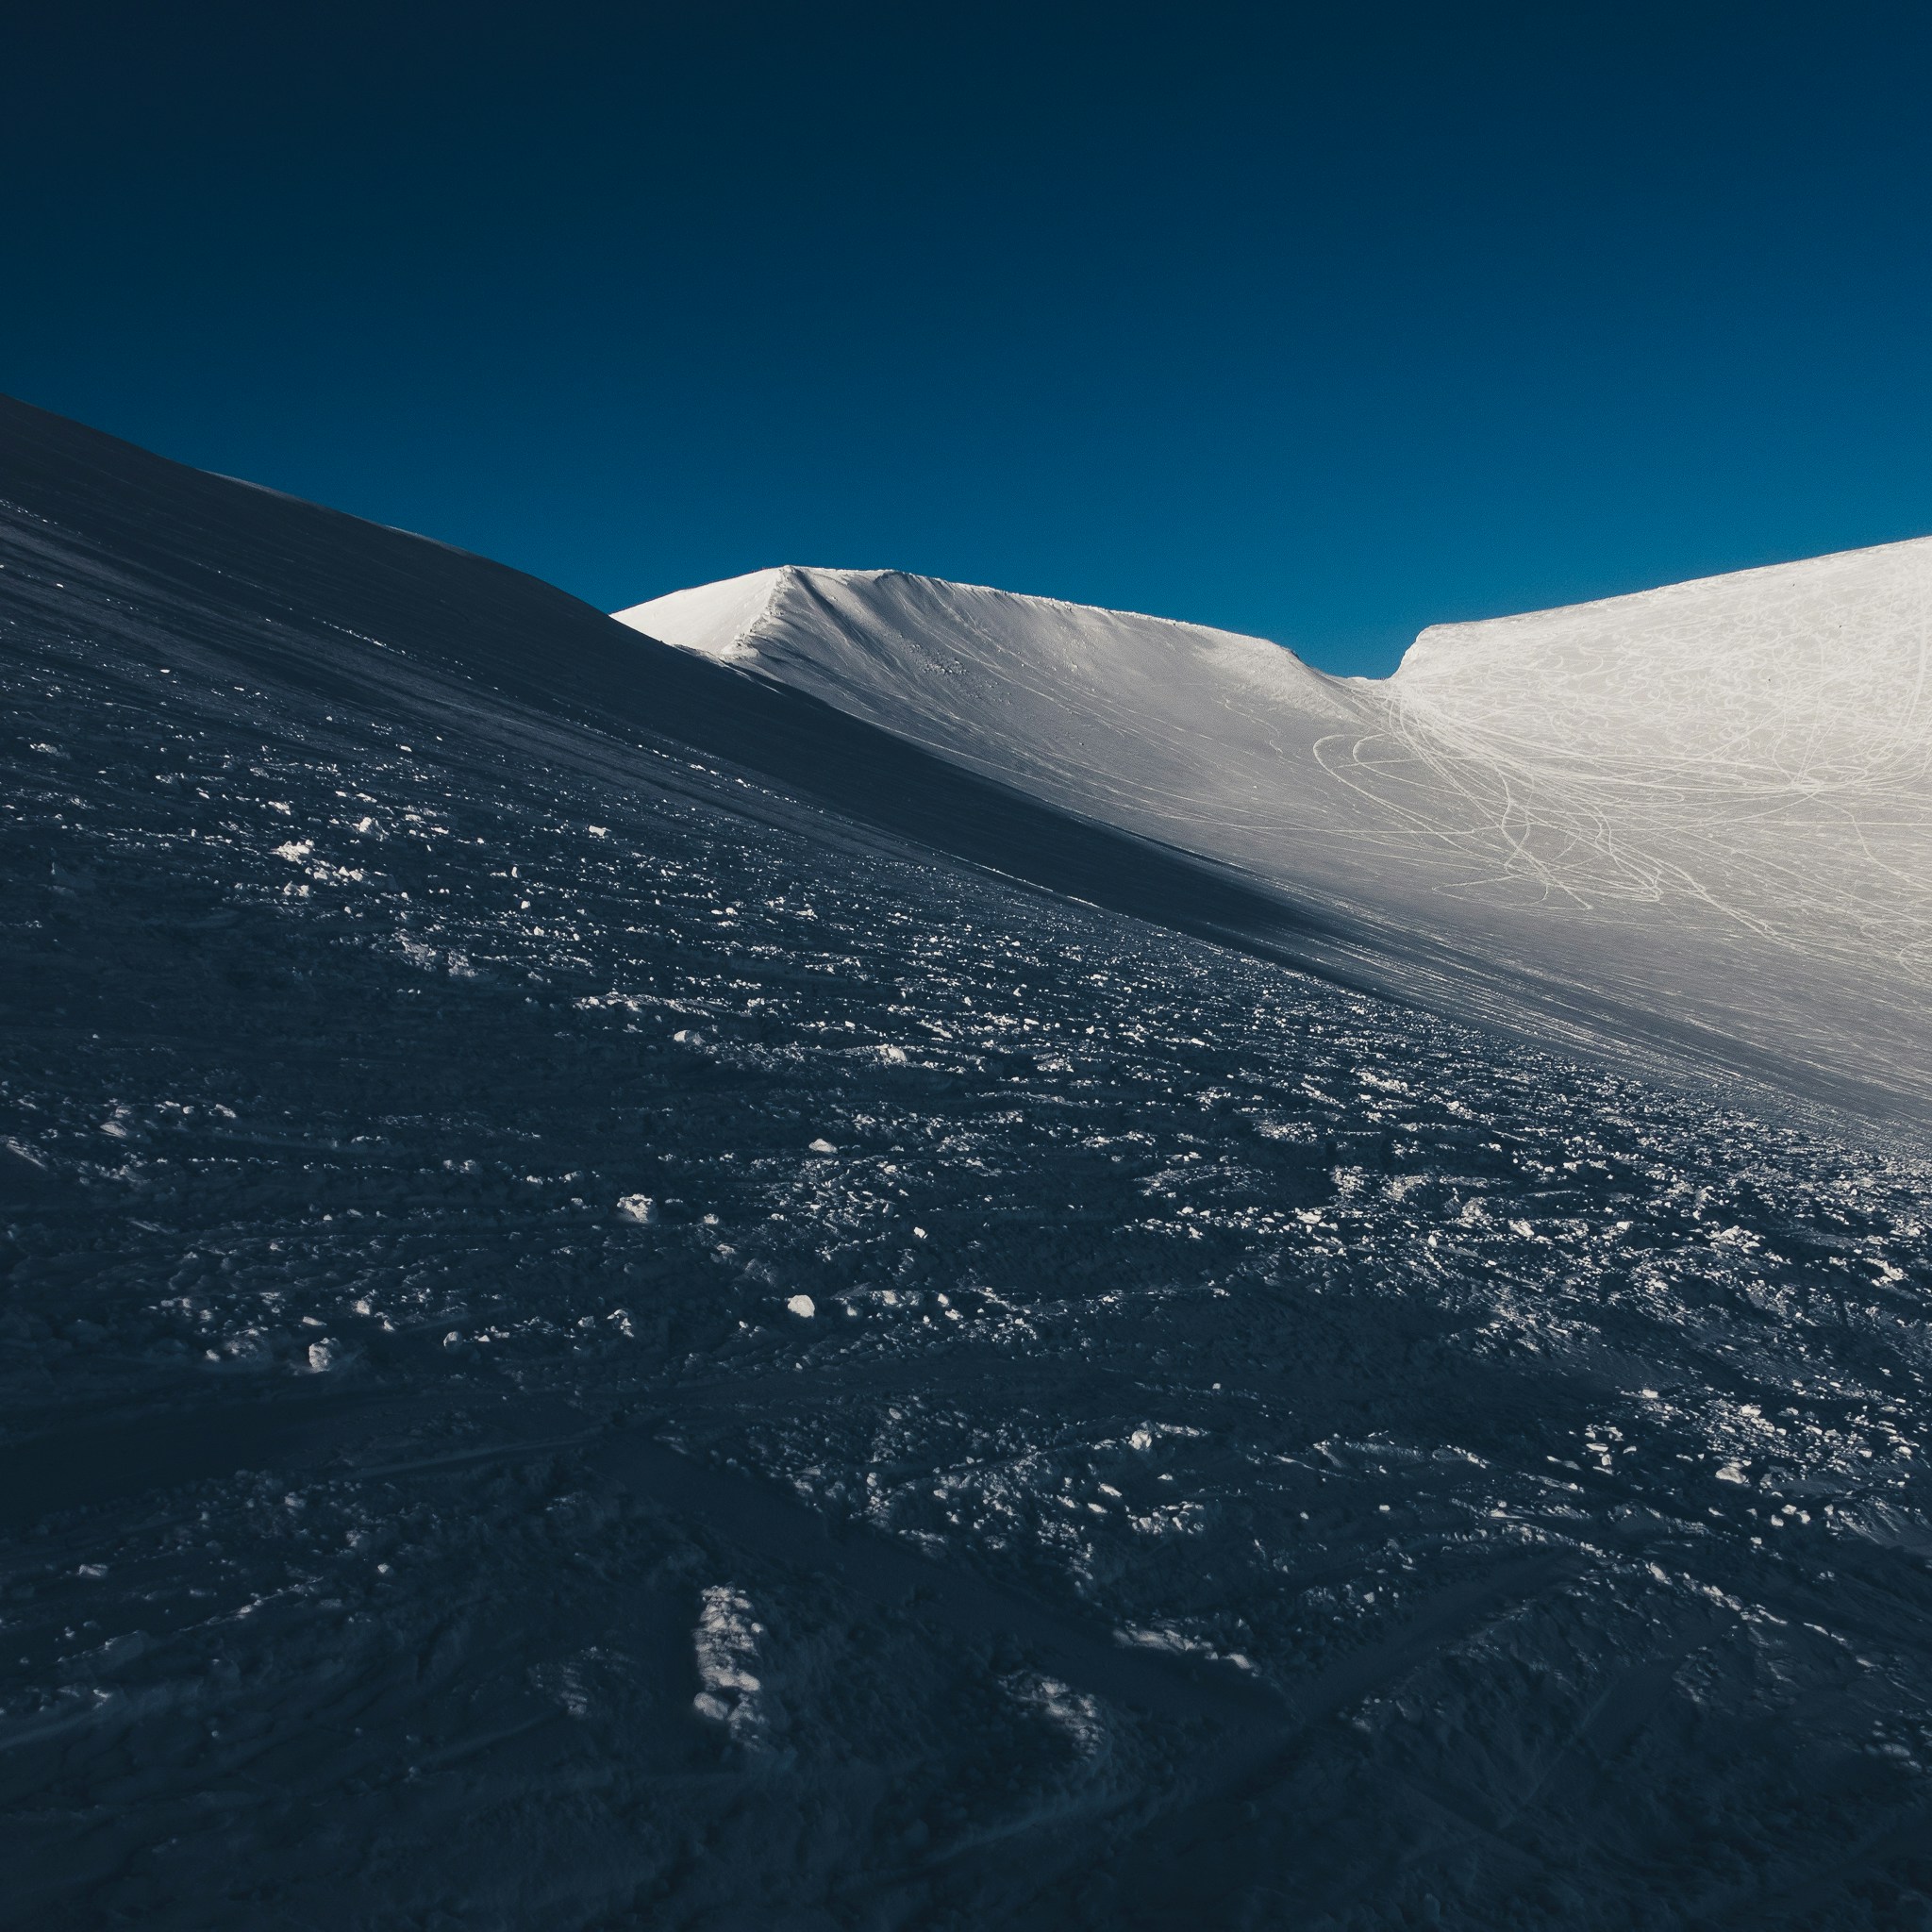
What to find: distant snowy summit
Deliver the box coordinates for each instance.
[619,549,1932,1126]
[621,562,1357,804]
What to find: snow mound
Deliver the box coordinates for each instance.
[619,551,1932,1126]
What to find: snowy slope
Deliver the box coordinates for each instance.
[621,565,1372,838]
[619,556,1932,1129]
[8,396,1932,1929]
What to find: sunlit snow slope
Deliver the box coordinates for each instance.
[620,559,1932,1130]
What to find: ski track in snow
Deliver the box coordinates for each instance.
[1339,554,1932,958]
[1,409,1930,1928]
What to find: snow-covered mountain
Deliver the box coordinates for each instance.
[7,394,1932,1930]
[621,558,1932,1130]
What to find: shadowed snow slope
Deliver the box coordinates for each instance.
[620,559,1932,1132]
[11,393,1932,1931]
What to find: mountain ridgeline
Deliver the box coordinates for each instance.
[5,392,1927,1133]
[623,558,1932,1135]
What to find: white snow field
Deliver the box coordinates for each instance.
[621,557,1932,1130]
[4,394,1932,1931]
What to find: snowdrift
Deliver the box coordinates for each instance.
[620,559,1932,1129]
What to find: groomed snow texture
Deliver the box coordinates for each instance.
[4,396,1932,1930]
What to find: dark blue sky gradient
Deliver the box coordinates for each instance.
[8,2,1932,675]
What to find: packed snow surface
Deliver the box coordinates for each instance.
[5,396,1932,1930]
[620,557,1932,1126]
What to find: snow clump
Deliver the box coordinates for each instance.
[692,1586,771,1748]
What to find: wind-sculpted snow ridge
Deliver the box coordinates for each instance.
[620,556,1932,1132]
[7,395,1932,1929]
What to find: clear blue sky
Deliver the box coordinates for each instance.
[8,2,1932,676]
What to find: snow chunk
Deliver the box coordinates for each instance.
[615,1193,659,1225]
[692,1585,772,1748]
[786,1294,816,1319]
[1006,1672,1108,1759]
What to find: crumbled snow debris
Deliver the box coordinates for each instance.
[691,1586,772,1747]
[1005,1673,1108,1759]
[1116,1623,1222,1658]
[614,1193,659,1224]
[273,840,312,861]
[808,1137,837,1154]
